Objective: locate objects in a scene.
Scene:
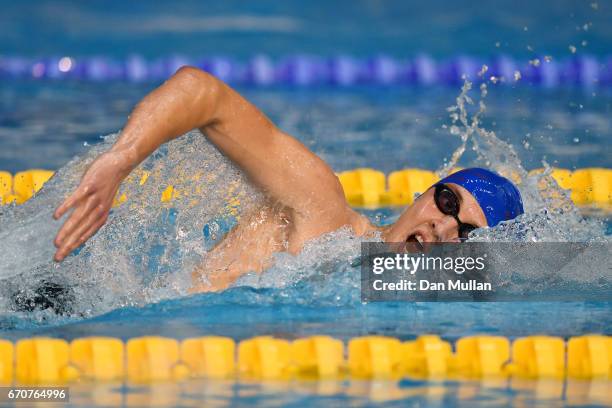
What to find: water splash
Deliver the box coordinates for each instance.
[233,226,366,304]
[437,77,607,243]
[0,131,263,323]
[439,77,525,181]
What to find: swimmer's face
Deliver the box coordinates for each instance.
[384,183,487,244]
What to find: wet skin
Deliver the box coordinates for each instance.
[189,185,487,293]
[52,66,487,293]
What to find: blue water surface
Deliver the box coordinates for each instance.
[0,2,611,406]
[0,0,610,346]
[1,0,611,58]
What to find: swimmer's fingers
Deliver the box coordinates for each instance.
[53,206,108,262]
[53,197,99,249]
[53,185,91,220]
[74,216,108,253]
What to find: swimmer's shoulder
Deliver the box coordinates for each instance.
[346,208,377,237]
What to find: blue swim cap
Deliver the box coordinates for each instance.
[435,168,524,227]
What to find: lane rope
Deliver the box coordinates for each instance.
[1,54,611,87]
[1,167,610,208]
[0,334,610,383]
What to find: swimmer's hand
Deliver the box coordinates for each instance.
[52,150,133,262]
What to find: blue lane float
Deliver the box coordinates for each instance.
[0,54,610,87]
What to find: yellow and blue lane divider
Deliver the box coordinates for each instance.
[0,171,610,385]
[1,167,611,208]
[0,334,610,383]
[0,169,55,205]
[338,167,612,207]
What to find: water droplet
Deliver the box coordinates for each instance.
[529,59,540,67]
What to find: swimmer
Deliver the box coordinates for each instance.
[52,67,524,292]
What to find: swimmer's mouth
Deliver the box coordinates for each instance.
[406,234,425,252]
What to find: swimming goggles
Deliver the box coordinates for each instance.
[434,184,477,240]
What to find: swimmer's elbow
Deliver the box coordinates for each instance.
[175,65,207,79]
[174,66,220,92]
[173,66,223,121]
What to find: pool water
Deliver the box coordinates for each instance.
[1,82,611,173]
[1,0,611,59]
[0,82,609,343]
[0,1,611,407]
[50,378,612,407]
[0,58,611,408]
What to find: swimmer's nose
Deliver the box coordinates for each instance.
[412,222,439,243]
[432,216,459,241]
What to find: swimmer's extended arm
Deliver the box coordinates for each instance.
[53,66,351,261]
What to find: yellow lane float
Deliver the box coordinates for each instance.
[0,334,609,383]
[1,167,610,208]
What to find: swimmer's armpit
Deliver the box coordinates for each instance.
[189,203,285,294]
